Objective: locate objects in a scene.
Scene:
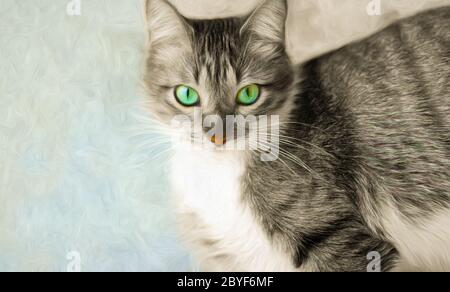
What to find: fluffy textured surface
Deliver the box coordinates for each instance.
[0,0,449,271]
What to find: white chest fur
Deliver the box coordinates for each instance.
[383,207,450,271]
[169,147,296,272]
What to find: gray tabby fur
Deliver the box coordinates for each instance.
[144,0,450,271]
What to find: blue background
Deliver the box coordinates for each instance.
[0,0,193,271]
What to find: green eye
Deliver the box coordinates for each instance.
[175,85,200,106]
[236,84,260,106]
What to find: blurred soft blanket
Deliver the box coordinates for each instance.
[0,0,191,272]
[0,0,448,271]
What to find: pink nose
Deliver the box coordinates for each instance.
[210,135,226,146]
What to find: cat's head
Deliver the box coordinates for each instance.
[144,0,294,149]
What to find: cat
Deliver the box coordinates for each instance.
[143,0,450,272]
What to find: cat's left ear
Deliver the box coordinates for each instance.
[145,0,190,46]
[241,0,288,43]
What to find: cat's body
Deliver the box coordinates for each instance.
[145,0,450,271]
[171,147,299,271]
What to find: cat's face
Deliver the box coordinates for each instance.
[144,0,294,148]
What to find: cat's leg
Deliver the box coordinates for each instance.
[382,207,450,271]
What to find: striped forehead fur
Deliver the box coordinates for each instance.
[189,18,243,89]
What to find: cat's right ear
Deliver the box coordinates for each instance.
[240,0,288,44]
[145,0,190,46]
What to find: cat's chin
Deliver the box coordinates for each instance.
[172,141,247,155]
[194,142,238,153]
